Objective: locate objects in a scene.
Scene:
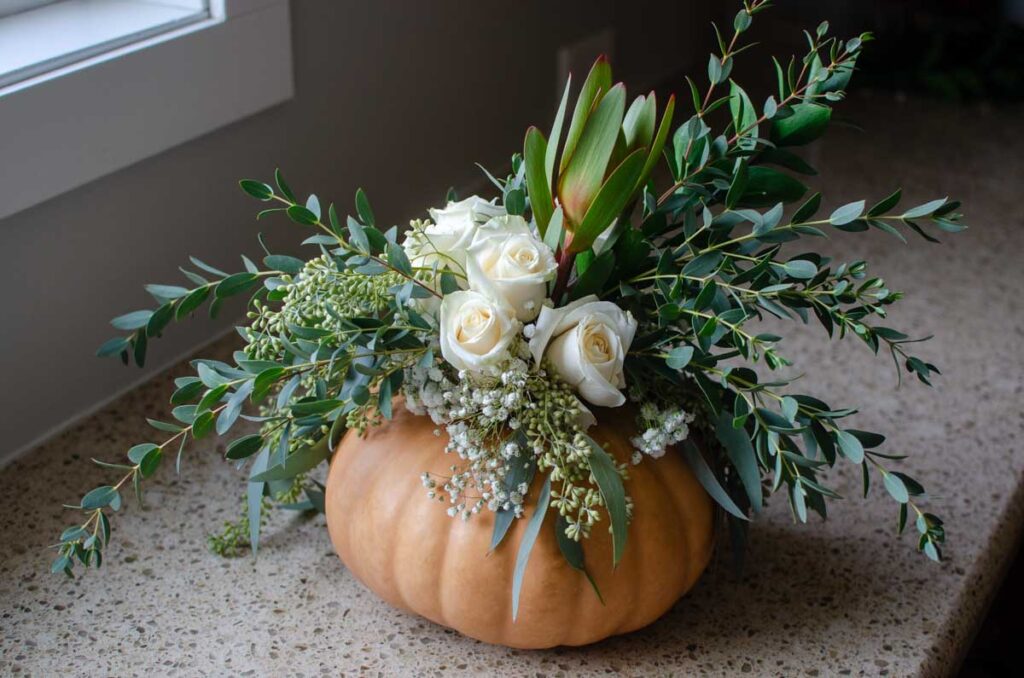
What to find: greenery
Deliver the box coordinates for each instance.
[51,0,958,603]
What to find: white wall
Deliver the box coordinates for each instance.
[0,0,710,461]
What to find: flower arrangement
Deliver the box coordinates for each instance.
[51,1,962,624]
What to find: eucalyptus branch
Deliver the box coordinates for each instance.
[658,22,866,206]
[673,0,771,182]
[265,194,443,299]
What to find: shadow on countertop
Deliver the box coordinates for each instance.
[960,545,1023,677]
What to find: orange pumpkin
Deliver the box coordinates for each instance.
[325,402,714,648]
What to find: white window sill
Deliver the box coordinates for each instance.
[0,0,294,220]
[0,0,211,88]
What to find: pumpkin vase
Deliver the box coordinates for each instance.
[325,403,714,649]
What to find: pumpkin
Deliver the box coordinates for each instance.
[325,401,714,649]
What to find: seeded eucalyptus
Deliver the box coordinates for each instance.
[51,1,957,586]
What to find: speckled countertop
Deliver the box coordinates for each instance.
[2,93,1022,677]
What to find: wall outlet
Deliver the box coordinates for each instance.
[556,28,614,94]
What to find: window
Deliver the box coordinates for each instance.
[0,0,293,219]
[0,1,212,88]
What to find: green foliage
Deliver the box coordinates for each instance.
[56,176,438,576]
[53,2,957,584]
[520,0,956,565]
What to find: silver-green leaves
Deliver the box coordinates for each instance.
[584,434,629,566]
[511,475,551,621]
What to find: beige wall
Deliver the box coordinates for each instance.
[0,0,710,461]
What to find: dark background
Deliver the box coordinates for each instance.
[727,0,1024,104]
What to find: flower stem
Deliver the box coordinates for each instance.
[551,239,575,303]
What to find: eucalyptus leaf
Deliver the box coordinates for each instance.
[715,412,762,512]
[511,474,551,621]
[681,441,747,520]
[583,434,628,566]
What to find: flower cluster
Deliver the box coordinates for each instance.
[405,197,638,409]
[403,338,622,538]
[392,196,656,535]
[631,401,695,464]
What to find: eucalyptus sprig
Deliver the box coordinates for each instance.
[515,8,961,562]
[54,176,439,576]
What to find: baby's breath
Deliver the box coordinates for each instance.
[403,336,626,538]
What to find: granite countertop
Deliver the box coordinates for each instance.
[2,93,1022,677]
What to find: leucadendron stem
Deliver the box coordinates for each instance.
[551,237,576,303]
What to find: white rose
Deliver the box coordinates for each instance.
[528,295,637,407]
[466,215,557,321]
[439,290,518,373]
[408,196,506,271]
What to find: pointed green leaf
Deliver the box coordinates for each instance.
[543,206,564,254]
[682,251,723,277]
[791,481,808,522]
[355,188,375,227]
[583,434,628,566]
[145,284,189,301]
[175,286,210,320]
[636,94,674,192]
[555,515,604,604]
[263,255,304,275]
[714,412,763,512]
[215,273,259,298]
[511,474,551,621]
[770,103,831,146]
[96,336,130,358]
[729,80,758,150]
[111,310,153,331]
[792,192,822,224]
[560,57,612,174]
[559,83,626,228]
[568,147,645,253]
[829,200,865,226]
[524,127,553,234]
[239,180,274,201]
[81,486,119,510]
[622,93,656,152]
[835,430,865,463]
[216,381,253,435]
[680,440,748,520]
[868,188,902,217]
[546,74,572,185]
[274,168,295,202]
[250,436,330,482]
[226,434,264,460]
[247,446,269,556]
[739,167,807,208]
[883,472,909,503]
[386,242,412,276]
[902,198,948,219]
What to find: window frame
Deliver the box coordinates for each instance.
[0,0,294,220]
[0,0,213,89]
